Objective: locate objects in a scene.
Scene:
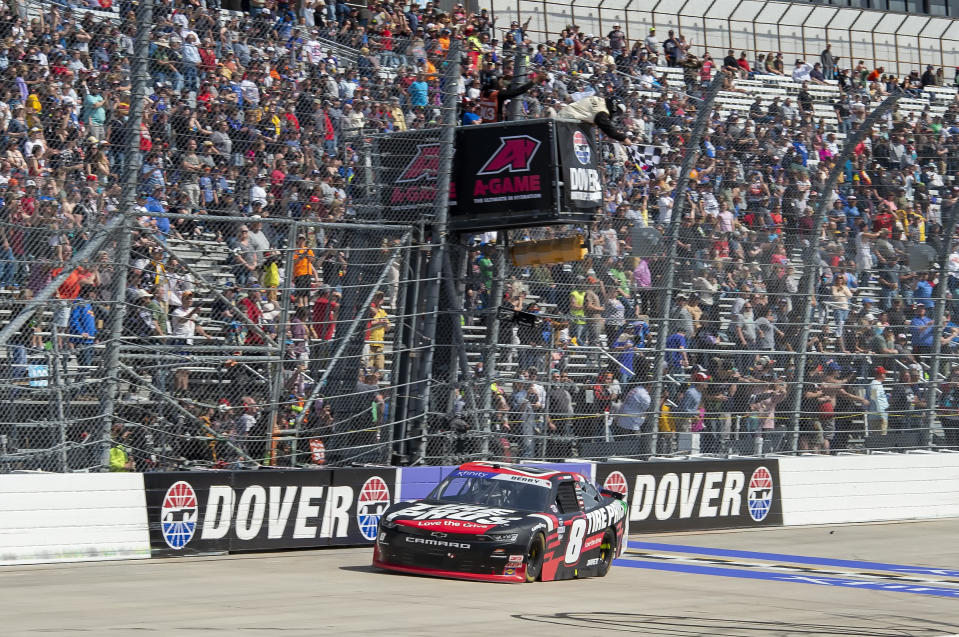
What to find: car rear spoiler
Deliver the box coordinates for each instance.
[599,488,625,501]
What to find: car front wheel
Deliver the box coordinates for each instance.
[524,533,545,583]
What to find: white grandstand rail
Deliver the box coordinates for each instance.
[495,0,959,76]
[143,211,405,232]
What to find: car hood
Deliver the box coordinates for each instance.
[382,500,548,534]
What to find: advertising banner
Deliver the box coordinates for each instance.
[376,129,447,216]
[451,120,555,220]
[144,471,232,557]
[595,460,782,532]
[555,122,602,210]
[145,468,397,557]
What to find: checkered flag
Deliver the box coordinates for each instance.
[630,145,663,172]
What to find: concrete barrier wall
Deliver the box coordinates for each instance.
[778,453,959,526]
[0,473,149,566]
[3,454,958,565]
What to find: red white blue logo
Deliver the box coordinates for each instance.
[160,481,198,549]
[573,130,591,165]
[602,470,628,497]
[747,466,774,522]
[356,476,391,541]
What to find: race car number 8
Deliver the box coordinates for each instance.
[564,519,587,563]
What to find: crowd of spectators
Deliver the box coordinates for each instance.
[1,0,959,468]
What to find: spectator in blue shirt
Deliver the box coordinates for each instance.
[844,195,861,228]
[409,74,429,107]
[910,304,935,355]
[914,273,934,309]
[68,285,97,368]
[665,326,689,371]
[146,190,171,236]
[613,333,641,383]
[941,310,959,354]
[461,102,481,125]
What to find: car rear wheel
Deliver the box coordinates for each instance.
[596,528,615,577]
[524,533,545,583]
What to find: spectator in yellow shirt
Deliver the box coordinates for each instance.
[293,234,319,308]
[658,397,675,455]
[366,291,390,371]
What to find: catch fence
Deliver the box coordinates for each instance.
[1,0,959,471]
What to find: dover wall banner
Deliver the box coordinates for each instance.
[0,473,150,566]
[144,468,398,557]
[596,460,783,532]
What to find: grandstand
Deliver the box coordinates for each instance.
[1,0,959,472]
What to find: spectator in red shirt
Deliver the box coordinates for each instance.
[311,286,340,342]
[711,234,730,259]
[591,371,617,439]
[872,203,897,233]
[198,38,217,74]
[56,266,94,300]
[238,287,265,345]
[310,286,341,376]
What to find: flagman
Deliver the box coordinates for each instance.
[556,95,631,143]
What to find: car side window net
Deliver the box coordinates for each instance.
[555,481,580,514]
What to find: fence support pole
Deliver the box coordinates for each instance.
[787,89,902,452]
[393,229,423,459]
[924,201,959,448]
[50,324,68,472]
[389,233,414,461]
[410,41,459,463]
[647,71,725,455]
[98,0,154,469]
[508,44,529,120]
[442,250,479,418]
[474,42,529,456]
[480,241,506,459]
[268,221,299,465]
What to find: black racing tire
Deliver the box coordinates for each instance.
[524,533,545,583]
[596,528,615,577]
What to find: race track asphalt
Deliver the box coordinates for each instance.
[3,519,958,636]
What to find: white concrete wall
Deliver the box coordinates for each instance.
[778,453,959,526]
[0,473,150,565]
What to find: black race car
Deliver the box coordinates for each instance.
[372,462,628,583]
